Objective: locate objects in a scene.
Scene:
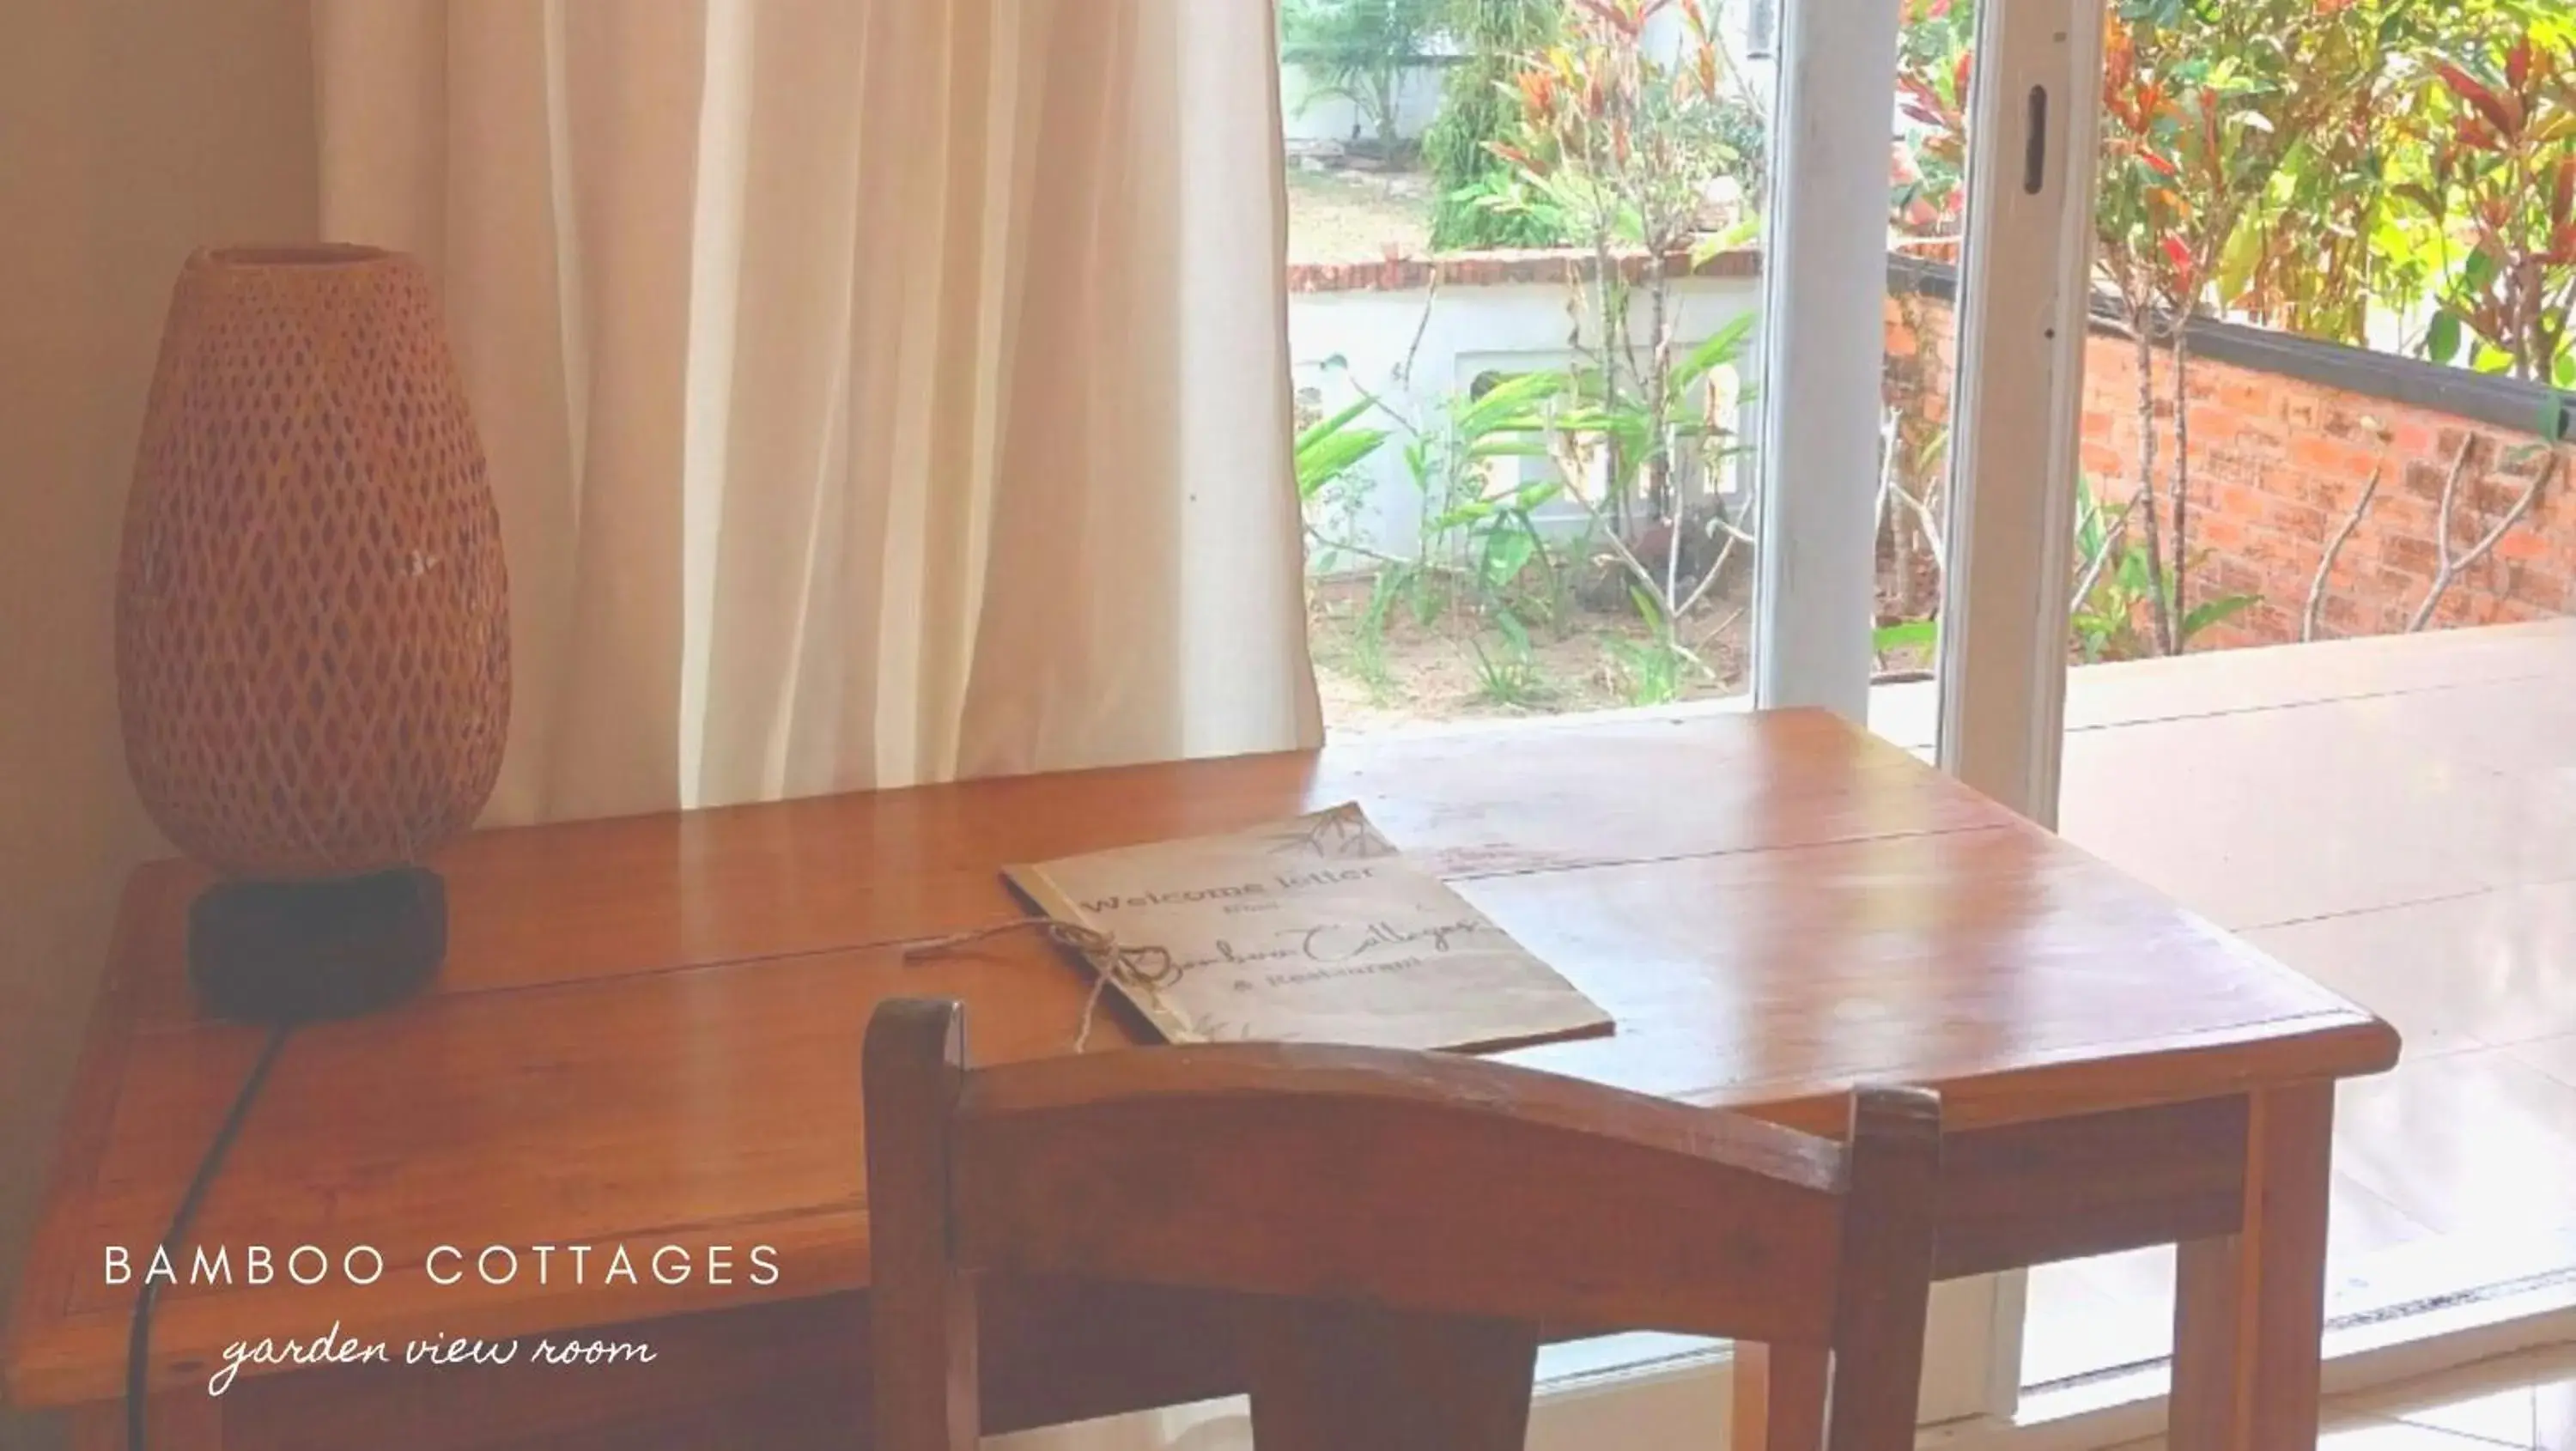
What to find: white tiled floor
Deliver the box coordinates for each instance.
[2335,1345,2576,1451]
[2093,1344,2576,1451]
[2009,621,2576,1390]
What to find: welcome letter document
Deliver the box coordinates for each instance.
[1005,804,1612,1053]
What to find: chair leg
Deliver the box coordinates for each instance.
[1244,1302,1538,1451]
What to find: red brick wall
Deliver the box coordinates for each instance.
[1892,294,2573,649]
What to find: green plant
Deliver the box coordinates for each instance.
[2069,483,2157,662]
[1423,0,1570,249]
[2105,3,2401,651]
[1281,0,1443,157]
[1537,312,1762,622]
[1434,171,1575,249]
[1459,301,1762,642]
[2404,20,2576,384]
[1602,583,1713,705]
[1871,617,1938,673]
[2222,3,2488,345]
[1419,369,1580,622]
[1492,0,1764,515]
[1468,3,1774,685]
[1467,614,1552,707]
[1893,0,1975,239]
[1491,1,1766,266]
[2068,480,2259,661]
[1495,9,1761,679]
[1304,345,1589,636]
[1602,633,1685,706]
[1301,321,1759,722]
[1295,395,1393,501]
[1343,570,1406,701]
[1295,386,1395,578]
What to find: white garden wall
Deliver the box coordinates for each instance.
[1279,63,1449,149]
[1287,266,1770,570]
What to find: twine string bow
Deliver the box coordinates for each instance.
[902,919,1182,1053]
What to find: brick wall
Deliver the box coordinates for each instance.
[1892,294,2573,649]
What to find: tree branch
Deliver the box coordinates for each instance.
[1304,525,1462,577]
[2131,309,2176,654]
[1886,479,1947,578]
[2069,488,2144,616]
[2407,440,2553,633]
[2302,463,2380,643]
[1547,424,1738,623]
[2427,433,2476,587]
[2170,331,2195,640]
[1673,531,1740,618]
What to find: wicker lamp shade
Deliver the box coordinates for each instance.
[116,245,509,883]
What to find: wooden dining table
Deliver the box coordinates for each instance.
[6,708,2399,1451]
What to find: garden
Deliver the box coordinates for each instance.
[1280,0,2576,730]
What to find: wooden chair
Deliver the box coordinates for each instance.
[864,998,1942,1451]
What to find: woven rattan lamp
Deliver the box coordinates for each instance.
[116,245,509,1022]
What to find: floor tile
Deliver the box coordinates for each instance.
[2508,1034,2576,1091]
[2102,1409,2562,1451]
[2324,1174,2445,1260]
[2344,1357,2544,1448]
[2362,680,2576,891]
[2375,1387,2539,1449]
[2535,1347,2576,1451]
[2065,622,2574,734]
[2375,674,2576,786]
[2321,1418,2546,1451]
[2245,885,2576,1059]
[2334,1051,2576,1241]
[2057,697,2525,929]
[2342,1346,2576,1450]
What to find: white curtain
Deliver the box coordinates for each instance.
[312,0,1321,828]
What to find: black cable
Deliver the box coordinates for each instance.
[125,1022,295,1451]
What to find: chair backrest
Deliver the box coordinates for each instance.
[864,998,1941,1451]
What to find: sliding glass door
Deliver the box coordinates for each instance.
[1276,0,2107,1441]
[1448,0,2109,1430]
[1748,0,2106,1433]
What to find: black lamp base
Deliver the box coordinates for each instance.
[188,868,446,1023]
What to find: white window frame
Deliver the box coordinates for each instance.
[1752,0,1907,719]
[1935,0,2108,834]
[1753,0,2110,1437]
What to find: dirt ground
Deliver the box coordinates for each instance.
[1306,576,1753,734]
[1285,163,1437,263]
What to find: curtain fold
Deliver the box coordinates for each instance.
[313,0,1321,827]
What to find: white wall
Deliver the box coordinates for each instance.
[0,4,316,1448]
[1288,273,1769,567]
[1279,61,1451,148]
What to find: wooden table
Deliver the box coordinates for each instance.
[5,709,2399,1450]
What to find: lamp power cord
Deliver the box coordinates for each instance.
[125,1021,295,1451]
